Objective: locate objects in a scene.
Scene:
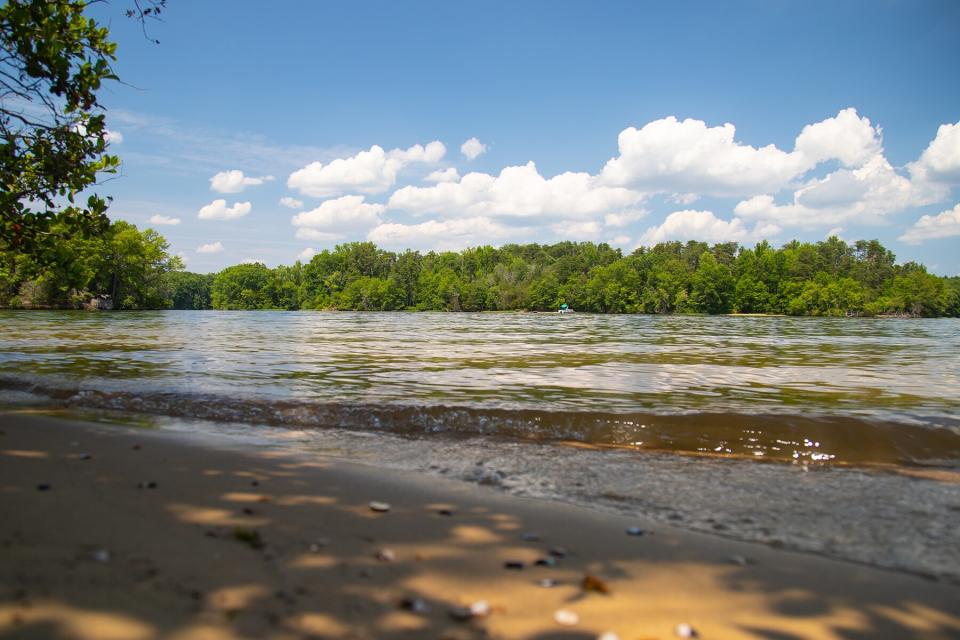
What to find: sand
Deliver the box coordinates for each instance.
[1,412,958,640]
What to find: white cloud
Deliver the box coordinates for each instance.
[198,199,252,220]
[424,167,460,183]
[826,227,844,239]
[149,214,180,225]
[240,259,266,265]
[295,229,345,242]
[197,241,224,254]
[610,234,631,246]
[600,116,808,196]
[210,170,274,194]
[279,196,304,209]
[389,161,644,220]
[603,210,647,227]
[637,210,780,247]
[909,121,960,185]
[734,155,935,228]
[296,247,317,261]
[291,195,385,237]
[461,137,487,160]
[552,220,602,240]
[600,108,883,197]
[368,216,522,251]
[899,203,960,244]
[793,108,882,168]
[287,141,445,198]
[104,129,123,144]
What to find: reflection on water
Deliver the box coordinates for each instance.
[1,311,959,466]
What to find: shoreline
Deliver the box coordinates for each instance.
[2,413,959,639]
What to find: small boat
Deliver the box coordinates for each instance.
[557,303,574,314]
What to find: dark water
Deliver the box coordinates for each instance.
[2,310,959,469]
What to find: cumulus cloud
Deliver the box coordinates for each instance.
[461,137,487,160]
[604,210,647,227]
[637,210,780,247]
[279,196,304,209]
[734,155,936,228]
[287,141,445,198]
[104,129,123,144]
[296,247,317,261]
[368,216,522,251]
[899,203,960,244]
[793,108,882,168]
[389,161,644,220]
[148,214,180,225]
[198,199,252,220]
[551,220,602,240]
[424,167,460,183]
[291,195,385,239]
[196,241,224,254]
[909,121,960,185]
[210,170,274,194]
[600,108,883,198]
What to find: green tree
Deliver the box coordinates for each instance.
[1,0,122,257]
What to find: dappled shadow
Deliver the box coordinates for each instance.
[1,414,959,639]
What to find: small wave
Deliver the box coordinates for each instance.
[3,377,959,468]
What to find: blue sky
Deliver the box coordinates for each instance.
[90,1,960,274]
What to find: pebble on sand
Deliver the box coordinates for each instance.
[581,574,611,594]
[554,609,579,626]
[626,526,646,536]
[35,484,51,491]
[675,622,698,637]
[92,549,110,563]
[369,501,391,513]
[399,597,430,614]
[503,560,525,570]
[375,548,396,562]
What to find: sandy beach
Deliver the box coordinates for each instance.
[1,412,958,640]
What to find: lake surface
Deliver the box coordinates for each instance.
[1,311,959,469]
[3,310,960,580]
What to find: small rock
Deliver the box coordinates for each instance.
[534,557,556,567]
[548,546,568,558]
[369,501,391,513]
[598,633,621,640]
[554,609,579,626]
[242,508,255,516]
[92,549,110,563]
[437,509,455,516]
[375,548,396,562]
[35,484,51,491]
[250,481,259,487]
[399,597,430,613]
[675,623,698,638]
[537,578,559,588]
[132,444,142,450]
[503,560,525,570]
[626,526,646,536]
[79,453,92,461]
[521,532,541,542]
[469,600,491,617]
[727,554,751,566]
[448,605,473,622]
[137,481,158,489]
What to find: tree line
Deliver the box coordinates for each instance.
[4,226,958,317]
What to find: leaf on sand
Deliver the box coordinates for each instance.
[232,527,264,550]
[582,574,611,594]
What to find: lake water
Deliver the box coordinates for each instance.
[2,310,960,580]
[1,311,958,468]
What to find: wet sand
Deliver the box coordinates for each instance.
[1,412,958,639]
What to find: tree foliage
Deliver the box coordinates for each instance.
[0,0,124,256]
[201,237,960,318]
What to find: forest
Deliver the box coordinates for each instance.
[2,226,959,317]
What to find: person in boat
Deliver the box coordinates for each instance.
[558,303,574,314]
